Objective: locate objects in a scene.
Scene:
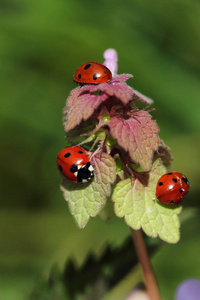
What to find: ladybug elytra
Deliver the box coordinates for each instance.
[74,62,112,84]
[156,172,190,205]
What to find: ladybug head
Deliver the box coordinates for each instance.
[77,162,94,183]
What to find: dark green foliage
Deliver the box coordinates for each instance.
[28,237,159,300]
[29,265,69,300]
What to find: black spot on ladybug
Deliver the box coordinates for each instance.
[180,188,184,194]
[93,74,98,80]
[170,200,175,204]
[167,172,172,175]
[158,182,163,186]
[172,178,177,182]
[70,164,78,173]
[182,176,188,184]
[78,74,81,79]
[84,64,91,70]
[64,152,71,158]
[78,151,84,154]
[59,165,63,172]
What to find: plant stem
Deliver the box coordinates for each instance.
[131,228,161,300]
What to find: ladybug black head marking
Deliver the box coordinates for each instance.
[77,162,94,183]
[70,164,78,173]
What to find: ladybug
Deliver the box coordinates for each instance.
[156,172,190,205]
[74,62,112,84]
[57,146,94,183]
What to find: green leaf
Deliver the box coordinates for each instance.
[61,153,116,228]
[112,158,182,243]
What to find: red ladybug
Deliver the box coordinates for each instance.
[74,62,112,84]
[57,146,94,183]
[156,172,190,205]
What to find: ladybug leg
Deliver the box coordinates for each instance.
[89,144,102,160]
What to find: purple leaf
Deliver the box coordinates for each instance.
[108,111,159,171]
[64,87,108,131]
[64,74,154,132]
[112,74,133,83]
[132,89,154,105]
[64,76,133,131]
[80,74,134,105]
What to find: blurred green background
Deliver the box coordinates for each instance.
[1,0,200,299]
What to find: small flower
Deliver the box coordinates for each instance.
[103,48,118,76]
[175,278,200,300]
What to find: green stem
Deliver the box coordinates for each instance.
[130,228,161,300]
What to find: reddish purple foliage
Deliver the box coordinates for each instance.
[63,67,162,171]
[108,111,159,171]
[64,74,153,131]
[65,86,107,131]
[132,89,153,105]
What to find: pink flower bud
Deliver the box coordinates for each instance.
[103,48,118,76]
